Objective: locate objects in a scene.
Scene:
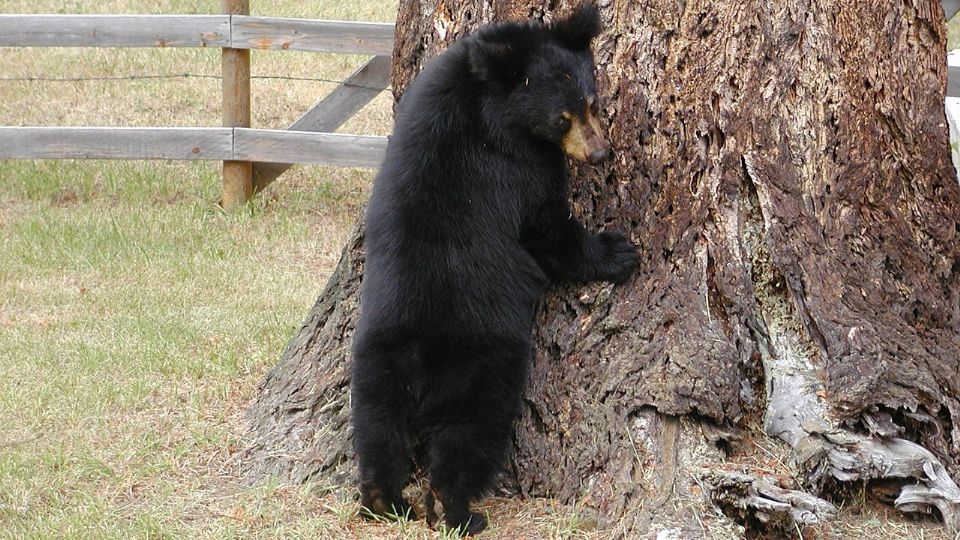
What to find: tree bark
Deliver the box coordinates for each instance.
[241,0,960,536]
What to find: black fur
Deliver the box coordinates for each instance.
[350,3,635,534]
[547,3,601,50]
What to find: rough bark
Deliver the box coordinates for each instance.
[241,0,960,536]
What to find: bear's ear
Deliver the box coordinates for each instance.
[467,31,530,87]
[549,3,602,50]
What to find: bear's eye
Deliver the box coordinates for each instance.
[556,114,572,132]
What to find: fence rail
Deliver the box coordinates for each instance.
[0,127,388,168]
[0,127,232,160]
[0,15,394,55]
[231,16,393,55]
[0,15,230,48]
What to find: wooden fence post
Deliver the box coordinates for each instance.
[221,0,252,209]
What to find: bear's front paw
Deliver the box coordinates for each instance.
[595,231,638,284]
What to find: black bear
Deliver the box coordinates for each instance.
[351,3,637,534]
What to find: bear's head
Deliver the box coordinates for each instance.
[467,3,611,164]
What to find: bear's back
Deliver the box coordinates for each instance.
[358,41,552,341]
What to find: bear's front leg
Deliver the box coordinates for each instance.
[522,200,638,285]
[585,229,638,284]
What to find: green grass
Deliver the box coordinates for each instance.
[0,157,372,538]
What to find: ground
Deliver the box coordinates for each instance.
[0,1,959,538]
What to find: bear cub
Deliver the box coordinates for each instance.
[351,4,637,535]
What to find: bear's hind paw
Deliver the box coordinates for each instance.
[442,511,487,536]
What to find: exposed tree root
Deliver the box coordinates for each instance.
[812,431,960,530]
[629,414,681,536]
[608,412,745,539]
[759,348,960,534]
[735,163,960,534]
[703,470,837,534]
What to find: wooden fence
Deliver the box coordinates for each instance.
[0,4,393,209]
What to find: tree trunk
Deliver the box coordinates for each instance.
[241,0,960,536]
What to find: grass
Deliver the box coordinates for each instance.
[1,1,959,539]
[0,161,372,538]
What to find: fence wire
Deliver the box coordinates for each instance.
[0,73,389,91]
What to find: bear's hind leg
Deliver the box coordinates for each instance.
[354,406,416,519]
[352,350,417,520]
[427,424,496,534]
[422,340,529,535]
[425,396,518,535]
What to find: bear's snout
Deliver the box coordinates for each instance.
[561,108,610,164]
